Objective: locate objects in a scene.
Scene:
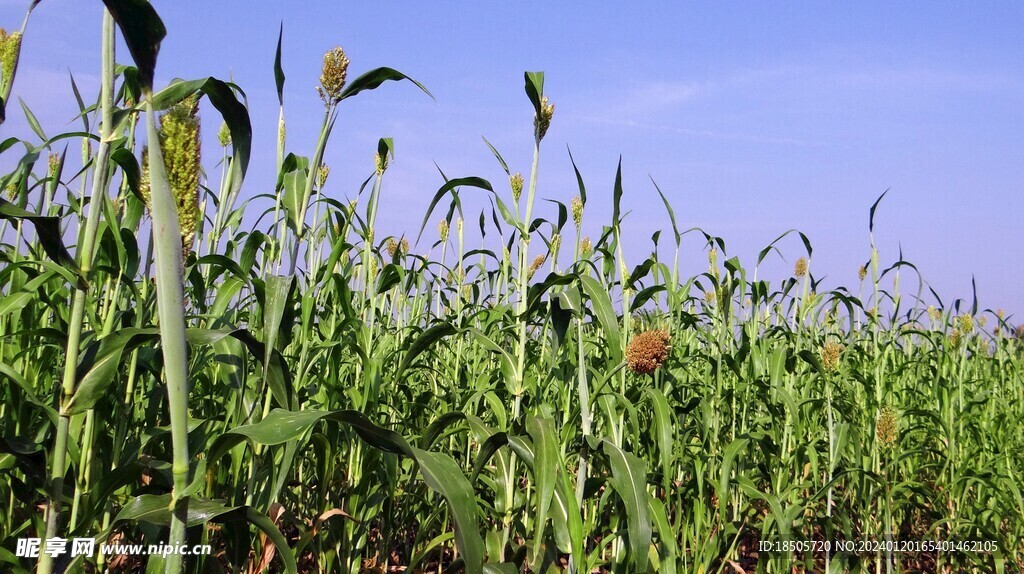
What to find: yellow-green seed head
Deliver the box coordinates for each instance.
[794,257,808,278]
[367,255,378,281]
[858,265,867,282]
[4,182,16,200]
[159,96,202,252]
[528,254,546,279]
[318,46,350,105]
[957,313,974,333]
[876,406,899,449]
[978,316,987,328]
[949,328,962,348]
[317,164,330,189]
[386,237,399,258]
[571,195,583,227]
[456,217,464,237]
[580,236,592,257]
[550,233,561,258]
[704,288,716,306]
[502,246,511,267]
[375,152,388,175]
[139,145,151,207]
[278,114,286,149]
[510,173,524,203]
[534,96,554,141]
[927,305,939,321]
[217,121,231,147]
[821,342,843,372]
[47,153,60,180]
[438,219,449,242]
[0,29,22,90]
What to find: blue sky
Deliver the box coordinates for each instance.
[2,1,1022,319]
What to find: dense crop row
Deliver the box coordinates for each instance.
[0,3,1021,573]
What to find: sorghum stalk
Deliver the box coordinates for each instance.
[38,12,114,574]
[144,90,193,573]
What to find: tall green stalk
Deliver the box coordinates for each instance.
[37,11,114,574]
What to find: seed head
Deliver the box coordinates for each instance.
[456,217,464,237]
[438,219,449,242]
[927,305,940,321]
[626,329,671,375]
[858,265,867,282]
[821,341,844,372]
[4,182,16,200]
[549,233,561,259]
[957,313,974,333]
[159,95,202,252]
[316,164,331,189]
[708,248,719,280]
[0,29,23,90]
[502,246,511,267]
[876,406,899,449]
[949,328,962,348]
[217,121,232,147]
[528,254,546,279]
[1015,324,1024,340]
[996,309,1005,321]
[375,151,389,175]
[978,316,987,329]
[386,237,399,258]
[794,257,808,278]
[278,114,286,149]
[46,153,60,178]
[580,236,592,257]
[534,96,555,141]
[510,173,524,203]
[703,289,716,306]
[367,255,378,282]
[317,46,350,105]
[571,195,583,227]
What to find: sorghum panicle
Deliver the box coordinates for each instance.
[534,96,554,141]
[626,329,671,375]
[571,195,583,227]
[510,173,523,203]
[159,96,202,252]
[438,219,449,243]
[876,406,899,449]
[794,257,808,278]
[580,236,592,257]
[821,342,843,372]
[318,46,350,105]
[0,28,22,89]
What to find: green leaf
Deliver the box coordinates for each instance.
[102,0,166,91]
[274,22,285,106]
[527,416,557,569]
[0,198,84,288]
[602,441,651,571]
[416,176,494,244]
[396,321,458,382]
[339,67,433,101]
[411,447,485,574]
[109,494,296,574]
[149,77,252,198]
[579,275,622,364]
[524,71,545,115]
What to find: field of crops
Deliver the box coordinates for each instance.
[1,3,1022,574]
